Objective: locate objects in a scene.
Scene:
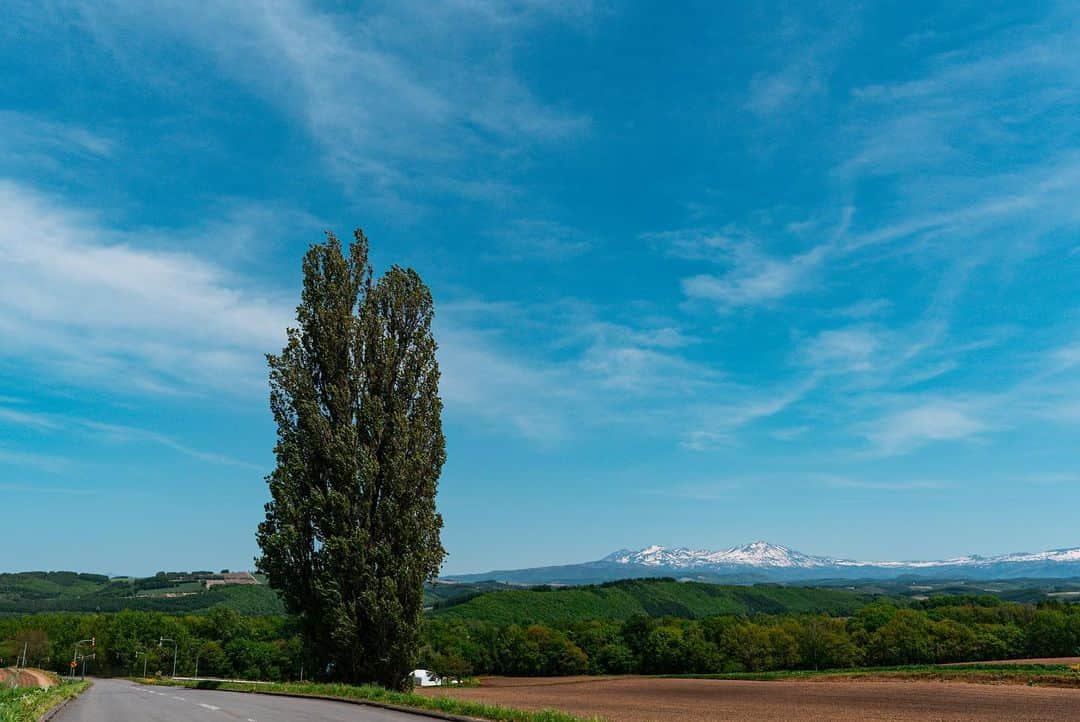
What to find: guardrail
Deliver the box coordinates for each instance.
[169,676,274,685]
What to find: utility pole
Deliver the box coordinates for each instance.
[159,637,178,678]
[72,638,94,680]
[135,650,148,678]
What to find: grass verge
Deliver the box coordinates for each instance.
[139,678,601,722]
[664,663,1080,687]
[0,681,89,722]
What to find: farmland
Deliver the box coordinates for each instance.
[419,674,1080,722]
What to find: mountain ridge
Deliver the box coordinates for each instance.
[602,541,1080,569]
[445,541,1080,585]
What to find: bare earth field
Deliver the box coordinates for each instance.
[0,667,56,688]
[419,675,1080,721]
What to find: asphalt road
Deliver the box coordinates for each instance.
[57,678,435,722]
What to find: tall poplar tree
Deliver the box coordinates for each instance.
[257,230,445,689]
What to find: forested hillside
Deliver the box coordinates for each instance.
[423,596,1080,677]
[0,572,284,615]
[431,578,876,625]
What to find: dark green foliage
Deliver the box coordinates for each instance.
[257,231,446,690]
[432,578,875,625]
[420,596,1080,676]
[429,651,473,681]
[0,573,284,616]
[494,625,589,676]
[0,608,302,680]
[2,594,1078,681]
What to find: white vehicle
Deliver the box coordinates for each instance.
[411,669,442,687]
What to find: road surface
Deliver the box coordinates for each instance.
[58,678,435,722]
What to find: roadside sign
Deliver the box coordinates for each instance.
[70,661,77,668]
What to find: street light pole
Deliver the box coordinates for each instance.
[72,639,94,680]
[159,638,178,678]
[135,650,148,678]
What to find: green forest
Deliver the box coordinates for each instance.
[2,578,1078,681]
[431,579,875,625]
[0,572,284,615]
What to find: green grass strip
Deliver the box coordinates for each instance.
[0,681,89,722]
[141,678,601,722]
[663,662,1080,686]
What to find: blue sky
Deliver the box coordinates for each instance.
[1,1,1079,576]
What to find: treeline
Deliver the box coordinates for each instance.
[431,579,874,626]
[0,608,302,680]
[420,597,1080,677]
[0,583,284,616]
[3,597,1079,683]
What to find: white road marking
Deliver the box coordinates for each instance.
[171,695,186,700]
[199,703,221,711]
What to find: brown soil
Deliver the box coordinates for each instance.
[0,667,56,688]
[419,675,1080,721]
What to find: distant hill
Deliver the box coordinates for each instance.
[445,541,1080,585]
[430,578,879,625]
[0,571,284,615]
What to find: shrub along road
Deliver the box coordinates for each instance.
[55,678,451,722]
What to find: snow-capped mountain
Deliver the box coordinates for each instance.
[602,541,1080,578]
[604,541,832,569]
[445,541,1080,585]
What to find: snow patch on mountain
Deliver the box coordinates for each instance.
[604,542,1080,571]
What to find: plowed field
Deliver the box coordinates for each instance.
[419,675,1080,721]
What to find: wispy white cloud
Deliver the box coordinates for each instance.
[819,475,950,491]
[0,483,104,496]
[0,403,260,470]
[0,111,113,172]
[0,406,63,431]
[0,448,72,474]
[436,300,719,442]
[487,219,592,261]
[72,0,590,206]
[862,401,987,456]
[436,321,574,442]
[681,246,826,307]
[0,180,290,397]
[78,421,263,470]
[834,10,1080,268]
[770,425,810,441]
[637,481,741,502]
[652,207,855,311]
[650,228,831,309]
[801,327,881,373]
[679,430,734,452]
[681,374,821,450]
[1021,472,1080,486]
[743,10,856,119]
[0,178,724,447]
